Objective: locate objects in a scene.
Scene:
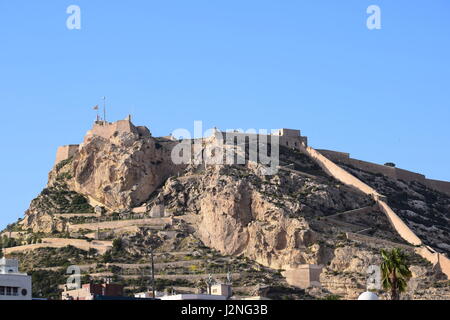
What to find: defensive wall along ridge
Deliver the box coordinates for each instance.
[303,145,450,279]
[318,149,450,197]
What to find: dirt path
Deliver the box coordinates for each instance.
[4,238,112,255]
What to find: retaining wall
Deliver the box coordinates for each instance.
[4,238,112,255]
[68,218,172,232]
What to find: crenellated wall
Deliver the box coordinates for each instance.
[88,119,136,140]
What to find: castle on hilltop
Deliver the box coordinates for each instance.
[213,128,308,151]
[50,116,450,279]
[55,116,309,165]
[54,117,450,198]
[55,115,150,165]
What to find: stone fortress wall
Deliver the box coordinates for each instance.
[304,146,450,278]
[318,149,450,197]
[86,117,151,141]
[55,145,79,165]
[88,119,135,139]
[302,147,423,245]
[213,128,308,150]
[54,116,151,165]
[273,128,308,149]
[55,119,309,165]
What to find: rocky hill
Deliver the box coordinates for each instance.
[2,118,449,300]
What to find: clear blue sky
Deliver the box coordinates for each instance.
[0,1,449,229]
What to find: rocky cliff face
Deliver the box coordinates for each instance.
[13,121,450,299]
[22,121,185,233]
[144,147,376,271]
[62,126,184,211]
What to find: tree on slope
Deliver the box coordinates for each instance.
[381,248,412,300]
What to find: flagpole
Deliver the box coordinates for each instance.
[102,97,106,123]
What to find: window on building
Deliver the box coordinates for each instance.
[0,286,5,295]
[12,287,18,296]
[6,287,12,296]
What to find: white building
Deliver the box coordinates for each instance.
[134,291,163,299]
[160,293,228,300]
[0,258,32,300]
[210,283,232,298]
[160,284,232,300]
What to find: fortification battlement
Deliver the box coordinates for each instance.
[87,115,150,141]
[55,144,79,165]
[55,116,151,166]
[213,128,308,151]
[318,149,450,197]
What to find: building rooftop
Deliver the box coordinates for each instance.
[0,258,23,275]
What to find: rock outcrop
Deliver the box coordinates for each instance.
[10,119,450,299]
[62,123,184,211]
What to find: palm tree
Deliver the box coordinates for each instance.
[380,248,412,300]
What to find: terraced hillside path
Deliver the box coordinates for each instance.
[4,238,112,255]
[68,217,172,232]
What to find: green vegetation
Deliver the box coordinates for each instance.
[55,157,73,171]
[10,246,95,269]
[31,270,67,300]
[38,187,93,213]
[384,162,396,167]
[0,235,20,248]
[101,238,141,264]
[381,248,412,300]
[112,238,123,251]
[4,220,24,232]
[56,172,73,181]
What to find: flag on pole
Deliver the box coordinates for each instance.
[93,105,99,110]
